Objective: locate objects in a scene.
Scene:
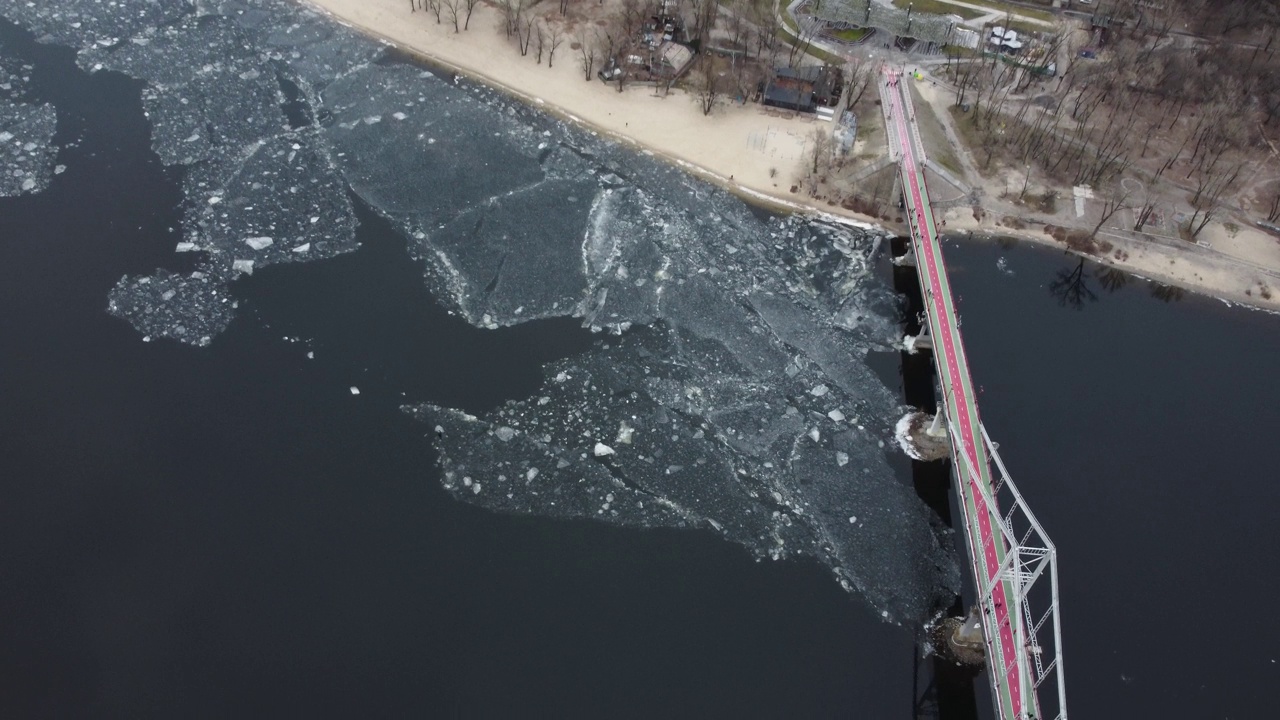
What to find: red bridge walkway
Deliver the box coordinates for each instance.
[879,67,1068,720]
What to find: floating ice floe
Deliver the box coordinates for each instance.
[10,0,958,619]
[0,91,57,197]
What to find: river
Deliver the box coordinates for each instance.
[0,2,1276,718]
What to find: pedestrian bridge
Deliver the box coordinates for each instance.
[879,67,1068,720]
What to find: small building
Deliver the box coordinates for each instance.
[989,27,1025,54]
[834,111,858,154]
[762,66,842,114]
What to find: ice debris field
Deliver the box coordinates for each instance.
[0,0,959,622]
[0,41,56,196]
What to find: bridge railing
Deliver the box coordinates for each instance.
[950,419,1069,720]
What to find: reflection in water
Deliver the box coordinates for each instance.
[1048,258,1098,310]
[1150,282,1186,303]
[1096,265,1130,293]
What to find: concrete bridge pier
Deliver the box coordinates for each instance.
[903,318,931,353]
[894,404,951,461]
[931,606,988,668]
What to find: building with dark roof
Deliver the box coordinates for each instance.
[762,66,842,114]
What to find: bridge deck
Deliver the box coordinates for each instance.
[879,69,1036,720]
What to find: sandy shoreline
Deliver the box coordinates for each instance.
[299,0,1280,312]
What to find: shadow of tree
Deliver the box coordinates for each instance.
[1096,266,1130,293]
[1049,258,1097,310]
[1150,282,1185,303]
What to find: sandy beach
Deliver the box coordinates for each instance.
[301,0,1280,311]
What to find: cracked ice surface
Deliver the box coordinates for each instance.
[408,321,958,622]
[58,5,360,345]
[320,50,958,615]
[0,0,959,617]
[0,0,193,49]
[0,49,57,197]
[106,268,236,346]
[0,97,55,196]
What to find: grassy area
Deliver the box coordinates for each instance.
[958,0,1056,23]
[909,82,963,177]
[947,104,992,176]
[827,27,871,42]
[859,109,882,148]
[778,17,848,66]
[891,0,1056,23]
[980,17,1052,35]
[890,0,985,21]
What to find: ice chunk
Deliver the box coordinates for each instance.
[232,259,255,275]
[244,236,274,251]
[593,443,615,457]
[349,386,360,395]
[616,421,634,445]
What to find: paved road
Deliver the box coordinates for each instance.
[881,69,1031,720]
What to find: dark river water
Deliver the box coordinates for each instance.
[1,11,1278,720]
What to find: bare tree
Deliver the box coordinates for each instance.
[577,27,599,81]
[689,0,717,49]
[841,60,874,112]
[728,0,749,51]
[788,16,821,67]
[518,16,535,56]
[429,0,442,24]
[463,0,478,30]
[1188,162,1242,237]
[442,0,459,32]
[689,62,720,116]
[750,0,781,63]
[621,0,646,35]
[499,0,523,38]
[1133,184,1158,231]
[547,23,565,68]
[535,20,546,64]
[1090,183,1132,239]
[809,127,833,176]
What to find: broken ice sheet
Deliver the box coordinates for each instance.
[79,16,289,168]
[195,130,356,265]
[408,323,959,623]
[321,62,547,226]
[0,0,191,50]
[0,99,56,197]
[423,176,599,325]
[107,267,235,347]
[8,1,951,621]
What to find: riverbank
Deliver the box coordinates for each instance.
[301,0,882,226]
[300,0,1280,312]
